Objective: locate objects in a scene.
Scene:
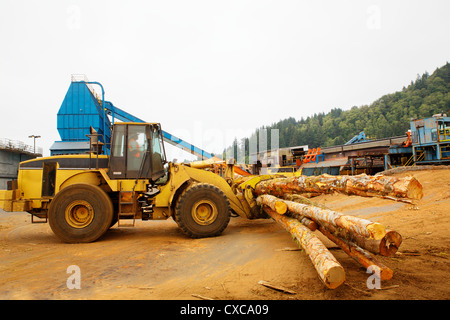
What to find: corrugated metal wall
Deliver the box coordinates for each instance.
[57,82,110,144]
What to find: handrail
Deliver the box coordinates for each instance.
[0,138,42,155]
[86,132,110,169]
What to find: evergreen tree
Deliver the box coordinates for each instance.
[224,63,450,161]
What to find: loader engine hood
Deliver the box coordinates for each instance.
[19,155,109,170]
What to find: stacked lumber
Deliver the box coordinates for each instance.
[254,174,422,289]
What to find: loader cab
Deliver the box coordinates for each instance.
[108,122,167,181]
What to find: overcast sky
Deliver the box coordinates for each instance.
[0,0,449,160]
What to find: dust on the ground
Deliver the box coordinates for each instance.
[0,169,449,300]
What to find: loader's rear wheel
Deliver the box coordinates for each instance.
[48,184,113,243]
[175,183,230,238]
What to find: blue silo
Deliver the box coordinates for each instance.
[50,80,111,155]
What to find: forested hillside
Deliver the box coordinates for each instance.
[224,62,450,160]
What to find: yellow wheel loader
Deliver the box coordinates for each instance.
[0,122,265,243]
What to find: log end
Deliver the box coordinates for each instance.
[380,267,394,281]
[275,201,288,214]
[380,230,403,256]
[324,265,346,289]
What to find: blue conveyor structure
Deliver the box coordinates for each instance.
[344,131,368,145]
[103,100,213,159]
[50,79,213,159]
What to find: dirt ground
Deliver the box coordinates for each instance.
[0,168,449,300]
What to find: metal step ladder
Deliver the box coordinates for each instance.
[31,198,50,224]
[117,182,136,227]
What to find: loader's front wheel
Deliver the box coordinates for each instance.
[48,184,113,243]
[175,183,230,238]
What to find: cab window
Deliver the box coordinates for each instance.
[127,125,147,172]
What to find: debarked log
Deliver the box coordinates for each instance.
[254,173,423,200]
[263,206,346,289]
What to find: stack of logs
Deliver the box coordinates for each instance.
[254,173,423,289]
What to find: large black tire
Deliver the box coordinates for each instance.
[48,184,114,243]
[175,183,231,238]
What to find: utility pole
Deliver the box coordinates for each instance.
[28,135,41,154]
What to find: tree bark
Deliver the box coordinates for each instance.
[263,206,346,289]
[280,193,329,210]
[254,173,423,201]
[274,190,402,255]
[292,214,318,231]
[279,198,387,240]
[319,221,402,256]
[318,225,394,280]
